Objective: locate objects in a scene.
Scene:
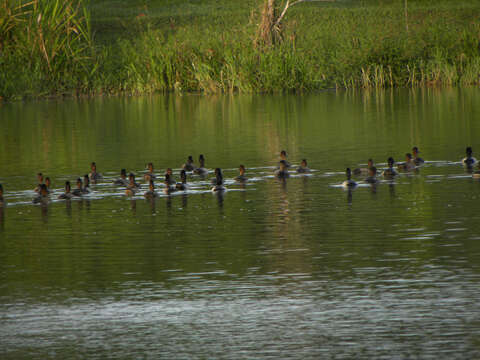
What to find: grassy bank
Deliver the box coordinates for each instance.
[1,0,480,100]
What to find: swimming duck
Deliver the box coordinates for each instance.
[44,177,52,194]
[235,165,248,182]
[353,159,374,176]
[382,157,398,178]
[164,168,176,185]
[176,170,188,190]
[211,169,226,192]
[72,178,84,197]
[82,175,91,194]
[33,184,49,204]
[89,162,103,182]
[279,150,291,168]
[297,159,310,174]
[163,174,177,194]
[144,179,158,198]
[412,146,425,165]
[365,166,378,184]
[126,173,140,196]
[193,155,208,176]
[34,172,44,193]
[463,147,477,167]
[182,156,196,171]
[114,169,129,186]
[275,160,290,178]
[58,181,74,200]
[211,168,224,185]
[144,163,156,181]
[342,168,357,188]
[397,153,416,171]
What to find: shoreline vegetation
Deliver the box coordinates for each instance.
[1,0,480,101]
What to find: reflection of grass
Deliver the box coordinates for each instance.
[2,0,480,100]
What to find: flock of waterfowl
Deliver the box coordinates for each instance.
[0,147,479,207]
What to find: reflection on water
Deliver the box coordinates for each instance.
[1,89,480,359]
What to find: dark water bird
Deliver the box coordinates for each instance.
[297,159,310,174]
[342,168,357,188]
[194,154,208,176]
[235,164,248,182]
[275,160,290,178]
[182,156,196,171]
[144,179,158,198]
[72,178,84,197]
[353,159,374,176]
[412,146,424,165]
[114,169,129,186]
[382,157,398,179]
[89,162,103,182]
[58,181,74,200]
[176,170,188,191]
[463,147,477,167]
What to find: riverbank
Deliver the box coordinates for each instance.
[1,0,480,100]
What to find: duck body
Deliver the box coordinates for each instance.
[114,178,129,186]
[235,175,248,182]
[463,156,477,167]
[382,167,398,178]
[58,192,74,200]
[194,167,208,176]
[342,179,357,188]
[365,176,378,184]
[297,166,310,174]
[414,157,425,166]
[144,190,158,198]
[33,194,49,204]
[89,172,103,181]
[211,185,226,192]
[163,186,177,195]
[275,169,290,178]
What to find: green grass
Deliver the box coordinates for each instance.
[1,0,480,100]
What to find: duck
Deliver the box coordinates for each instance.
[342,168,357,188]
[44,177,52,194]
[412,146,425,165]
[275,160,290,178]
[176,170,188,190]
[193,154,208,176]
[163,174,177,194]
[82,175,92,194]
[211,168,224,185]
[89,162,103,182]
[58,181,74,200]
[397,153,416,171]
[0,184,4,206]
[34,172,44,193]
[144,163,156,181]
[182,155,196,171]
[114,169,129,186]
[382,157,398,179]
[365,166,378,184]
[279,150,291,168]
[235,165,248,182]
[463,147,477,167]
[126,173,140,196]
[353,159,374,176]
[33,184,49,204]
[211,169,226,192]
[144,179,158,198]
[297,159,310,174]
[164,168,176,185]
[72,178,84,197]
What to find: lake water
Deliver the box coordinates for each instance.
[1,89,480,359]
